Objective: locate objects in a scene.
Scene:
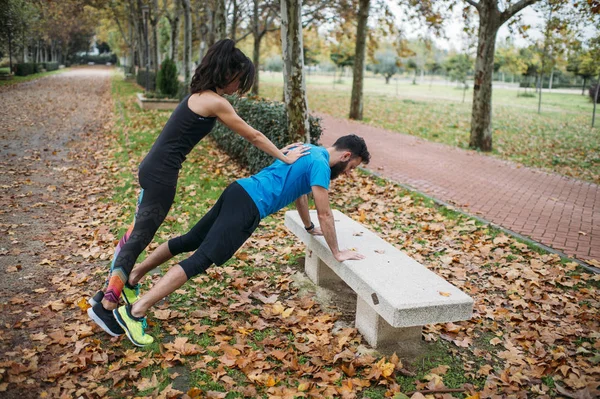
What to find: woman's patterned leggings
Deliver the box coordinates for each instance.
[104,176,176,304]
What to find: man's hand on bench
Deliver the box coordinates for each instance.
[334,249,365,262]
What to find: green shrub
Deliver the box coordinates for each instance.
[156,58,179,98]
[15,63,35,76]
[42,62,59,71]
[137,68,156,92]
[211,96,323,174]
[71,53,117,65]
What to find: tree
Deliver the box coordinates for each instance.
[463,0,542,151]
[163,0,181,61]
[214,0,226,41]
[568,48,597,95]
[181,0,192,84]
[281,0,309,143]
[445,53,473,102]
[349,0,370,120]
[496,40,527,82]
[371,50,400,83]
[250,0,279,95]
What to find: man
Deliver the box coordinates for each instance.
[87,134,370,346]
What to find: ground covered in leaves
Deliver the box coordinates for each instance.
[0,69,598,399]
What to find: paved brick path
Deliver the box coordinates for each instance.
[315,112,599,265]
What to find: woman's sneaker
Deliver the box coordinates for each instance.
[87,303,124,337]
[122,283,140,305]
[113,305,154,347]
[88,291,104,307]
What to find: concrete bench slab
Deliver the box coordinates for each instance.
[285,210,473,350]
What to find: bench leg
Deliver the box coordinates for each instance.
[355,297,422,349]
[304,246,343,288]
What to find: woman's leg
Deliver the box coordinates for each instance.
[102,180,176,310]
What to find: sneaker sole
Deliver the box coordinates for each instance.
[87,307,123,337]
[113,309,149,347]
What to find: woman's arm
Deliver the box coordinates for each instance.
[214,98,308,164]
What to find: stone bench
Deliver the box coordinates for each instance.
[285,210,473,350]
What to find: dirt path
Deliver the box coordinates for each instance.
[0,67,113,397]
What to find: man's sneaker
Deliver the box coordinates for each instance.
[114,305,154,347]
[122,283,140,305]
[87,303,124,337]
[88,291,104,307]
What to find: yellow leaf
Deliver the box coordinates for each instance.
[266,376,276,387]
[77,297,91,312]
[281,307,294,318]
[297,382,311,391]
[359,209,366,222]
[381,362,395,377]
[439,291,451,297]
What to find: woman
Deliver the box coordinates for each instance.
[88,39,307,330]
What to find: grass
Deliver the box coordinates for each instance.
[259,72,600,185]
[104,73,597,398]
[0,68,65,87]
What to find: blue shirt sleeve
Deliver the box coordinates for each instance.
[310,160,331,190]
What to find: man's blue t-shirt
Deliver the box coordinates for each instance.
[237,144,330,218]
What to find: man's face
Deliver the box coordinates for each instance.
[330,156,362,180]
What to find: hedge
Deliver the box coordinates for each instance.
[71,53,118,65]
[42,62,59,71]
[15,63,36,76]
[136,68,156,92]
[211,96,323,174]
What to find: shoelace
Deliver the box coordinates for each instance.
[141,318,148,331]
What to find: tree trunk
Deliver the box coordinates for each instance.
[349,0,370,120]
[582,78,587,95]
[182,0,192,84]
[469,3,500,151]
[549,68,554,90]
[231,0,238,41]
[215,0,226,41]
[170,0,181,61]
[252,33,262,95]
[281,0,310,143]
[197,5,208,64]
[135,0,145,70]
[251,0,261,96]
[151,0,160,71]
[592,74,600,127]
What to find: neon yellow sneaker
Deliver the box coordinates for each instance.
[123,283,140,305]
[113,305,154,347]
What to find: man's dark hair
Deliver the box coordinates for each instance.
[333,134,370,164]
[190,39,255,94]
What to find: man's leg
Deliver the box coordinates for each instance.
[127,185,229,286]
[114,182,260,346]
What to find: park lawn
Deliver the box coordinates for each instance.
[259,73,600,185]
[66,74,598,398]
[0,68,65,87]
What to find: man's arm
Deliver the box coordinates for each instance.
[295,195,312,229]
[312,186,364,261]
[295,195,323,235]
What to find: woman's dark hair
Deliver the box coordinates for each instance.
[333,134,371,164]
[190,39,255,94]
